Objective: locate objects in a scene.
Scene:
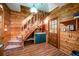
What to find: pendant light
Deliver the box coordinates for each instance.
[30,4,38,14]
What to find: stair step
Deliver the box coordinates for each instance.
[4,45,23,56]
[27,38,34,41]
[5,45,22,50]
[8,39,22,42]
[8,42,22,45]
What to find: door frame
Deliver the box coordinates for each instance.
[48,17,60,48]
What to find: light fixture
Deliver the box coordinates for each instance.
[4,25,8,31]
[30,4,38,14]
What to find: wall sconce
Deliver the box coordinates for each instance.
[4,25,8,31]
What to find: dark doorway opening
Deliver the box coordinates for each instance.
[24,31,34,46]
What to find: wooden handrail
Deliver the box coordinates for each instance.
[18,12,49,41]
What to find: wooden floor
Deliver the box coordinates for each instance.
[5,43,67,56]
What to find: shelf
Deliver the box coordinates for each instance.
[60,17,79,31]
[60,19,76,31]
[60,18,74,23]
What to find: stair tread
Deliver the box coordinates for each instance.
[8,39,22,42]
[27,38,34,41]
[5,45,21,50]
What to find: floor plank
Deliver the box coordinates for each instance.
[5,43,67,56]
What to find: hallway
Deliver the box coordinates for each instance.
[4,43,66,56]
[0,3,79,56]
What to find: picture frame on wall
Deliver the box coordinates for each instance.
[69,24,75,31]
[66,24,75,31]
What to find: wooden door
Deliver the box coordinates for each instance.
[48,18,60,48]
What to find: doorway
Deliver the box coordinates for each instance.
[48,18,60,48]
[24,31,34,46]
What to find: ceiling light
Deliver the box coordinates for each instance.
[30,4,38,14]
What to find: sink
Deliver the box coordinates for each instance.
[35,32,46,34]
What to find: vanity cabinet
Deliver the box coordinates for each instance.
[34,32,46,44]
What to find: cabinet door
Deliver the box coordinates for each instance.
[35,34,41,44]
[41,34,46,43]
[35,33,46,44]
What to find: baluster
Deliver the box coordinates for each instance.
[31,17,33,25]
[33,15,35,24]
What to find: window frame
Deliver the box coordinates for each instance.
[50,19,57,33]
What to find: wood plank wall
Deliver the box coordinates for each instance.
[0,5,3,42]
[59,3,79,55]
[2,4,11,47]
[46,3,79,55]
[0,4,31,47]
[10,11,28,39]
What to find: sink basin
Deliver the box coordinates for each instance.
[35,32,46,34]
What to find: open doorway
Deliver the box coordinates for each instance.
[24,31,35,46]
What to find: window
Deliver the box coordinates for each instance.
[50,20,57,33]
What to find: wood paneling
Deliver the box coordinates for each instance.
[0,4,31,48]
[59,4,79,55]
[2,4,11,47]
[10,11,25,38]
[1,3,79,56]
[60,31,77,55]
[46,3,79,55]
[0,5,3,40]
[0,5,4,56]
[9,5,31,42]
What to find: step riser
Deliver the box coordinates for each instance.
[4,46,23,56]
[8,42,22,45]
[5,46,23,51]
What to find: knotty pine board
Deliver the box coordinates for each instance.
[60,31,79,55]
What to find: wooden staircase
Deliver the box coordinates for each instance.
[4,19,42,56]
[4,37,23,55]
[4,5,31,55]
[22,20,42,41]
[4,5,48,55]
